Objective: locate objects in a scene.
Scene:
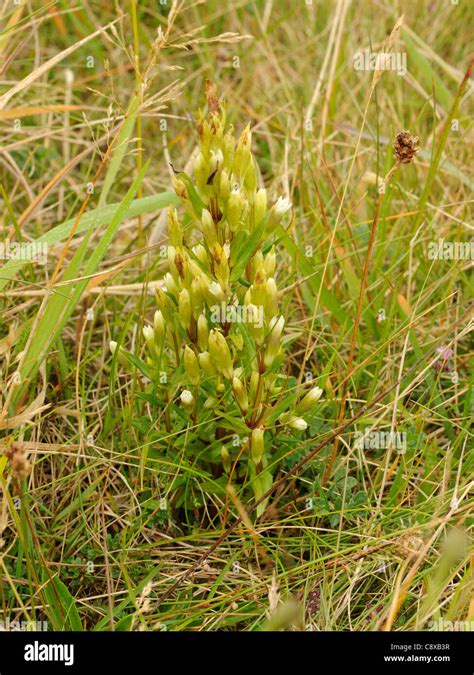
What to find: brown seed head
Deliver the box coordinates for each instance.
[5,442,31,480]
[394,131,419,164]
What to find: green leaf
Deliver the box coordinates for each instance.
[42,574,83,631]
[276,225,346,325]
[230,220,267,281]
[401,30,453,111]
[0,192,179,292]
[11,161,150,406]
[177,172,205,215]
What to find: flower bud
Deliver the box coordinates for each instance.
[246,304,265,345]
[219,169,231,201]
[234,123,252,177]
[190,277,204,317]
[206,281,226,305]
[229,331,244,352]
[232,376,248,413]
[167,245,178,279]
[172,176,188,203]
[279,413,308,431]
[178,288,192,329]
[184,346,200,385]
[297,386,323,413]
[254,188,267,226]
[192,243,208,267]
[268,196,291,230]
[143,325,155,352]
[250,427,265,465]
[264,246,276,277]
[263,315,285,368]
[188,258,204,278]
[264,277,278,320]
[167,207,182,248]
[208,329,233,379]
[180,389,194,409]
[223,128,235,168]
[155,286,175,323]
[154,310,165,343]
[199,351,216,377]
[167,247,186,283]
[194,151,208,191]
[221,446,231,473]
[163,272,179,299]
[244,158,257,192]
[273,196,292,217]
[197,115,212,149]
[227,187,243,231]
[212,243,230,291]
[250,270,266,307]
[289,417,307,431]
[268,314,285,343]
[201,208,217,248]
[251,250,264,278]
[249,371,260,402]
[209,148,224,174]
[197,314,209,351]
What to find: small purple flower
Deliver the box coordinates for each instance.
[434,346,454,372]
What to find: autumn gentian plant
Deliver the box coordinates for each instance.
[112,82,322,516]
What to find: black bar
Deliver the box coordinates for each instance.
[0,631,470,673]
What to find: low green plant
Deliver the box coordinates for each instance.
[112,82,323,517]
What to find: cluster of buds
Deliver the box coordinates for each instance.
[112,82,322,511]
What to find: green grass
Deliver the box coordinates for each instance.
[0,0,472,632]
